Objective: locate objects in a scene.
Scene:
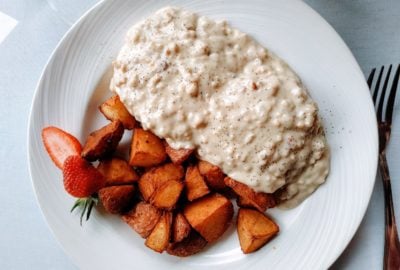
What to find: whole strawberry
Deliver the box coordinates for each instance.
[63,155,106,224]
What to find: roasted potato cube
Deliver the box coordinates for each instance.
[145,212,173,253]
[225,177,276,212]
[167,231,207,257]
[97,158,139,186]
[98,185,135,214]
[185,165,210,201]
[165,143,194,164]
[183,193,233,242]
[81,120,124,161]
[129,128,166,167]
[237,208,279,254]
[138,163,184,201]
[198,160,226,190]
[150,180,184,209]
[99,96,136,129]
[122,202,161,238]
[172,213,191,243]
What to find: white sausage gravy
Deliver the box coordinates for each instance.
[111,7,330,208]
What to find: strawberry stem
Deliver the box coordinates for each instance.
[86,197,98,221]
[80,200,89,226]
[70,196,99,226]
[70,199,82,213]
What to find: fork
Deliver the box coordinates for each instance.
[368,64,400,270]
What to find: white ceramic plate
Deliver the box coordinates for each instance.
[28,0,378,269]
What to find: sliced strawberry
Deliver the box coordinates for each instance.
[63,155,105,198]
[42,126,82,169]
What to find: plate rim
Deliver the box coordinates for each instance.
[26,0,109,264]
[295,3,378,269]
[27,0,379,269]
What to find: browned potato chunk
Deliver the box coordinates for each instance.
[98,185,135,214]
[237,208,279,254]
[225,177,276,212]
[129,128,166,167]
[183,193,233,242]
[145,212,173,253]
[122,202,161,238]
[185,165,210,201]
[198,160,226,190]
[150,180,184,209]
[138,163,184,201]
[165,143,194,164]
[167,231,207,257]
[99,96,136,129]
[97,158,139,186]
[172,213,191,243]
[81,120,124,161]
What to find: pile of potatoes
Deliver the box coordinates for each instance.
[81,95,279,256]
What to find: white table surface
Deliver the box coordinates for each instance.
[1,0,399,269]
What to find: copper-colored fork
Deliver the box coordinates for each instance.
[368,64,400,270]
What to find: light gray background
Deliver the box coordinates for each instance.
[0,0,399,269]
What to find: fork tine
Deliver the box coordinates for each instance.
[368,68,376,89]
[377,65,393,119]
[385,64,400,124]
[373,66,384,103]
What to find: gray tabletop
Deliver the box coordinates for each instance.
[1,0,399,269]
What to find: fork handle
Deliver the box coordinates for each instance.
[379,153,400,270]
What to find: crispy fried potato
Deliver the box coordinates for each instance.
[99,96,136,129]
[167,231,207,257]
[145,212,173,253]
[237,208,279,254]
[81,120,124,161]
[165,143,194,164]
[198,160,226,190]
[129,128,166,167]
[122,202,161,238]
[138,163,184,201]
[185,165,210,201]
[183,193,233,242]
[150,180,184,209]
[98,185,135,214]
[172,213,191,243]
[225,177,276,212]
[97,158,139,186]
